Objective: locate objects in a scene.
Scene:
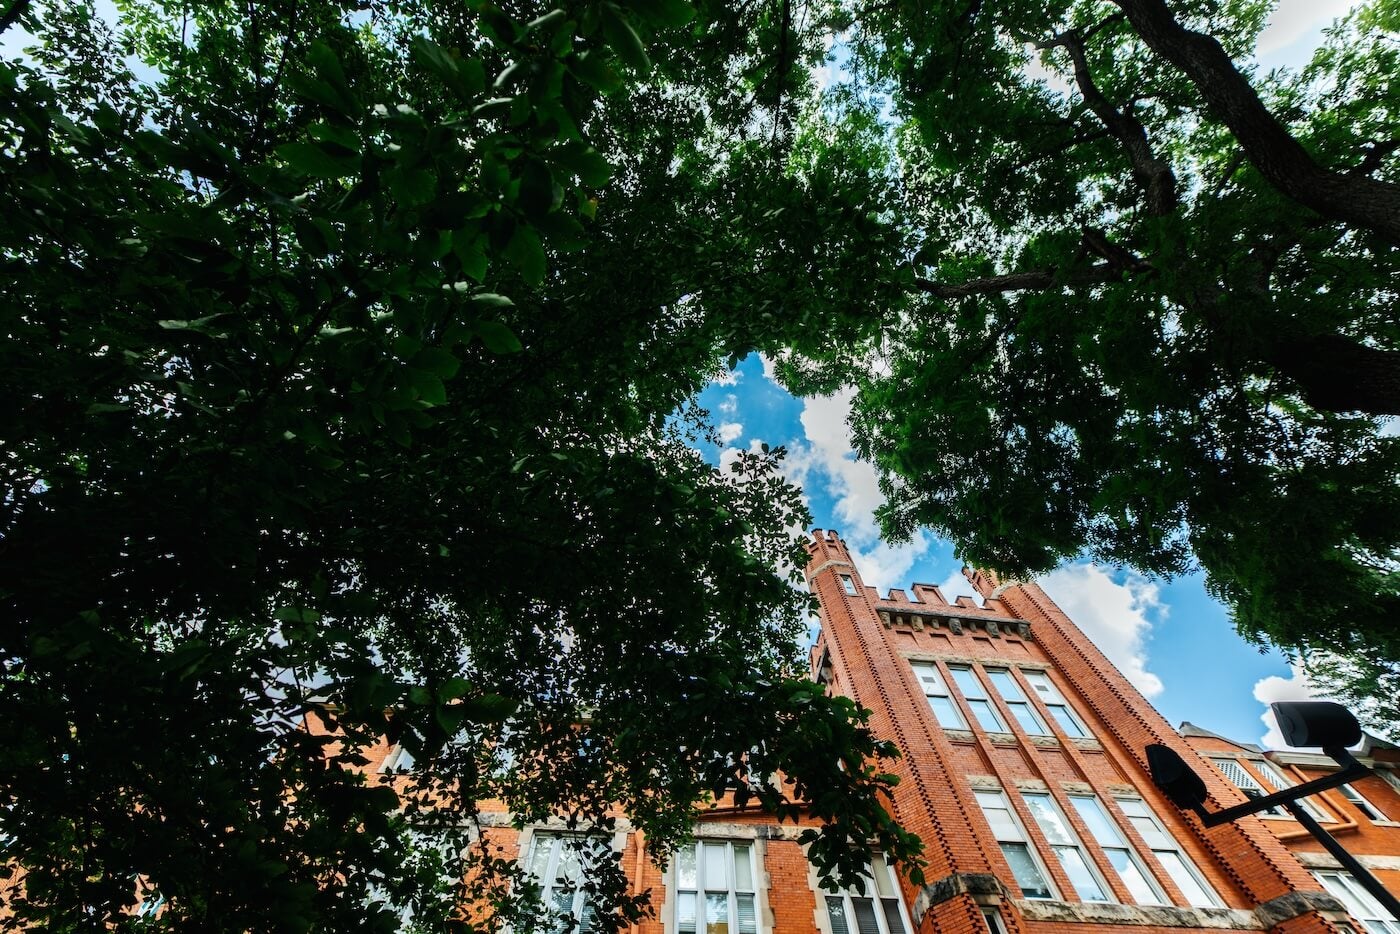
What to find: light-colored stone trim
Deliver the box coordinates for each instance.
[1027,735,1061,748]
[967,775,1002,791]
[898,651,1050,671]
[1016,897,1265,929]
[1060,781,1093,795]
[1294,852,1400,872]
[1012,778,1049,792]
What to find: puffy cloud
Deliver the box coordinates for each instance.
[711,369,743,387]
[717,422,744,444]
[718,393,739,415]
[1038,564,1166,699]
[1252,665,1321,749]
[785,388,933,592]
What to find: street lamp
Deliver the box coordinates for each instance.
[1146,701,1400,918]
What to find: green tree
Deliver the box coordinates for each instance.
[771,0,1400,669]
[0,0,919,929]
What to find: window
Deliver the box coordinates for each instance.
[527,834,606,934]
[840,574,858,596]
[1116,798,1221,907]
[909,662,966,730]
[981,910,1006,934]
[975,790,1054,899]
[1021,671,1087,737]
[1316,871,1400,934]
[674,840,759,934]
[1211,758,1284,816]
[381,743,416,773]
[1339,783,1388,822]
[1022,793,1111,902]
[821,854,910,934]
[1380,770,1400,796]
[985,669,1050,736]
[948,666,1008,733]
[135,893,165,921]
[1070,796,1165,905]
[1253,760,1329,821]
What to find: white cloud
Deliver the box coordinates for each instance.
[718,393,738,416]
[1252,665,1321,749]
[1038,564,1166,699]
[711,369,742,387]
[717,422,744,444]
[937,568,983,607]
[758,352,782,384]
[1256,0,1358,58]
[784,388,934,592]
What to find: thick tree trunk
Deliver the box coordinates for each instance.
[1268,335,1400,416]
[1112,0,1400,243]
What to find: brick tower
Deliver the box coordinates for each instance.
[804,529,1355,934]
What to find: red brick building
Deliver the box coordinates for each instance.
[365,529,1400,934]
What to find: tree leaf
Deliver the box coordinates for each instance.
[600,4,651,73]
[473,321,523,353]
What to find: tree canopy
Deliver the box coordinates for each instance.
[771,0,1400,669]
[0,0,918,929]
[3,0,1400,927]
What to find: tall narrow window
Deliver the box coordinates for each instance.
[1022,793,1111,902]
[1069,796,1165,905]
[985,669,1050,736]
[1339,783,1388,822]
[821,854,911,934]
[974,791,1054,900]
[1211,758,1285,817]
[1116,798,1221,907]
[527,834,606,934]
[948,666,1008,733]
[674,841,760,934]
[1021,671,1087,737]
[909,662,966,730]
[840,574,858,596]
[380,743,416,773]
[1314,871,1400,934]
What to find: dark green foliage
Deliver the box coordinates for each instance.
[0,0,919,929]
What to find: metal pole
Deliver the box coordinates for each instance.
[1283,799,1400,920]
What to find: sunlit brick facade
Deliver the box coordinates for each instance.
[360,528,1400,934]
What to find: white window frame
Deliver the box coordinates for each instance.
[672,839,762,934]
[974,790,1056,900]
[818,853,913,934]
[1379,769,1400,796]
[1022,793,1115,903]
[840,574,859,596]
[948,666,1009,733]
[1069,795,1166,906]
[909,662,966,730]
[1115,797,1222,908]
[984,669,1050,736]
[526,833,609,934]
[1339,782,1389,822]
[1211,757,1287,817]
[380,742,416,773]
[981,909,1007,934]
[1021,671,1088,737]
[1314,870,1400,934]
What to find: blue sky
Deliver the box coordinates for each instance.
[697,354,1313,749]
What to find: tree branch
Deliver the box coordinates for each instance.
[1111,0,1400,242]
[913,262,1125,298]
[1041,29,1177,215]
[0,0,31,35]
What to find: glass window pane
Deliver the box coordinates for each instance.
[1048,706,1085,737]
[986,669,1021,699]
[982,806,1021,842]
[1000,842,1052,899]
[950,667,985,699]
[678,893,697,928]
[530,837,553,880]
[736,894,756,934]
[1071,798,1124,846]
[705,894,729,934]
[1106,849,1163,906]
[882,899,906,934]
[733,846,753,891]
[1158,851,1215,907]
[678,845,698,888]
[1009,703,1049,735]
[852,898,880,934]
[969,699,1006,731]
[556,843,581,885]
[1024,795,1073,845]
[1128,815,1168,849]
[1055,846,1108,902]
[703,843,728,889]
[872,856,895,898]
[929,696,965,729]
[826,897,850,934]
